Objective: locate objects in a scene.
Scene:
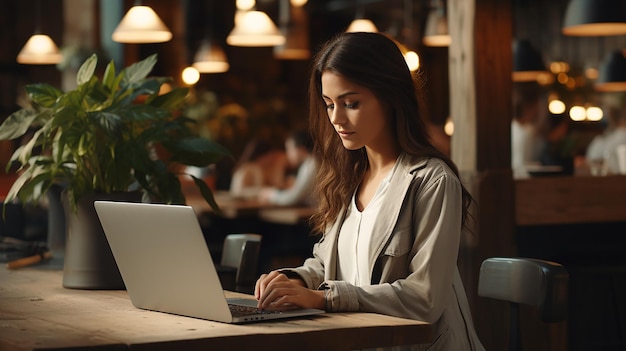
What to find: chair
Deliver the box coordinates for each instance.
[478,257,569,351]
[216,233,262,294]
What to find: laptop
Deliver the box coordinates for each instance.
[94,200,324,324]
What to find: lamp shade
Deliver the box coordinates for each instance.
[274,0,310,60]
[112,5,172,43]
[346,18,378,33]
[595,51,626,92]
[192,40,230,73]
[562,0,626,36]
[227,10,285,47]
[512,40,548,82]
[17,34,62,65]
[423,4,450,46]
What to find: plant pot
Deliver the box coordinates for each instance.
[62,192,142,289]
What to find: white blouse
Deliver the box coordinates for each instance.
[337,159,399,286]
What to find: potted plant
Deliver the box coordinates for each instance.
[0,53,230,288]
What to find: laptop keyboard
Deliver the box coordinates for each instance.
[229,304,283,317]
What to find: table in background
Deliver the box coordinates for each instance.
[186,190,315,225]
[0,268,432,351]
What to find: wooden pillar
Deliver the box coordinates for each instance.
[448,0,515,350]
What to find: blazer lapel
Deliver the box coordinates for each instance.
[368,154,428,266]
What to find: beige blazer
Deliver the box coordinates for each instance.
[285,154,485,351]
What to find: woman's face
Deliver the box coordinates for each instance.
[321,72,392,151]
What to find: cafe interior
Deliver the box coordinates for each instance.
[1,0,626,350]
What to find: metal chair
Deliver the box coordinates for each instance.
[478,257,569,351]
[216,233,262,294]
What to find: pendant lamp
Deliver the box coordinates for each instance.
[17,34,62,65]
[562,0,626,36]
[112,4,172,43]
[512,40,549,83]
[423,0,450,47]
[17,0,62,65]
[595,51,626,92]
[192,40,230,73]
[227,10,285,47]
[274,0,310,60]
[345,8,377,33]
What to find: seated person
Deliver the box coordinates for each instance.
[586,94,626,175]
[258,129,316,206]
[229,138,288,198]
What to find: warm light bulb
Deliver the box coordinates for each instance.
[182,67,200,85]
[404,51,420,71]
[586,106,603,121]
[236,0,255,11]
[548,100,566,115]
[444,117,454,136]
[569,106,586,121]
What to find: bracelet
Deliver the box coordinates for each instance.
[319,282,331,311]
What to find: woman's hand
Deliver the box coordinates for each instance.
[255,271,325,311]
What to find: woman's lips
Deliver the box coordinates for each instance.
[337,130,353,138]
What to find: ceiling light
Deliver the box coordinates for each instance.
[423,0,450,47]
[227,10,285,47]
[595,50,626,92]
[274,0,310,60]
[192,40,230,73]
[512,40,550,82]
[17,0,62,65]
[562,0,626,36]
[346,19,378,33]
[112,5,172,44]
[17,34,62,65]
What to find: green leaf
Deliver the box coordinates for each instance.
[77,54,98,86]
[0,109,40,140]
[102,60,117,90]
[92,111,122,133]
[191,175,221,214]
[26,83,62,107]
[149,87,189,109]
[122,54,157,85]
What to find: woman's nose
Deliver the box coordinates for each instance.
[329,108,345,125]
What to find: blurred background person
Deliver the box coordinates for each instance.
[229,138,288,199]
[258,129,316,206]
[586,93,626,175]
[511,82,548,177]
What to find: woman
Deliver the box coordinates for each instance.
[255,32,484,350]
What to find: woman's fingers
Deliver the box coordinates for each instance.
[255,271,287,301]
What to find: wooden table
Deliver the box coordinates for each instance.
[186,190,315,225]
[0,268,433,351]
[515,174,626,226]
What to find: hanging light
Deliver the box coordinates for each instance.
[192,40,230,73]
[112,4,172,43]
[227,10,285,47]
[17,34,62,65]
[595,50,626,92]
[274,0,310,59]
[423,0,450,47]
[345,8,377,33]
[562,0,626,36]
[17,0,62,65]
[512,40,550,83]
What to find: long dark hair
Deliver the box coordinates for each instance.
[308,32,473,235]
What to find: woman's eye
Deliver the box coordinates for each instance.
[325,103,335,110]
[345,102,359,109]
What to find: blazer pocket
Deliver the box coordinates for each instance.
[381,226,412,257]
